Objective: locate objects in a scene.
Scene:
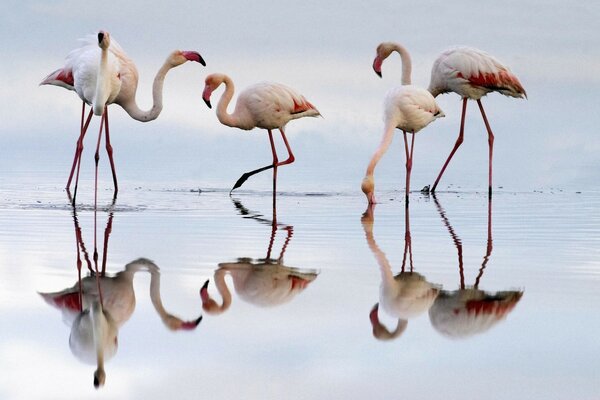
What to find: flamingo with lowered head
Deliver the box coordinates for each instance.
[40,31,205,205]
[426,46,526,196]
[202,73,320,193]
[362,42,444,205]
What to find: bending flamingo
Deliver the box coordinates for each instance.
[362,42,444,205]
[202,73,320,193]
[427,46,526,196]
[40,31,205,205]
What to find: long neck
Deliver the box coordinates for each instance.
[361,210,394,283]
[90,301,106,385]
[210,269,233,314]
[93,48,110,116]
[120,61,173,122]
[215,76,240,128]
[365,123,396,177]
[391,43,412,85]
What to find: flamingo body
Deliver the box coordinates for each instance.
[362,42,444,204]
[428,47,526,100]
[203,73,320,191]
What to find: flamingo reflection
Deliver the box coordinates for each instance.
[428,196,522,338]
[362,204,440,341]
[39,207,201,388]
[201,198,318,315]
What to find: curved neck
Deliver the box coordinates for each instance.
[361,210,394,283]
[93,48,110,115]
[211,269,233,314]
[365,123,396,177]
[391,43,412,85]
[120,61,173,122]
[215,76,240,128]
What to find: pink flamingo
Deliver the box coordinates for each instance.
[427,47,526,196]
[362,42,445,205]
[40,31,205,205]
[202,73,320,193]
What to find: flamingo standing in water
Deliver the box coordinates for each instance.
[361,42,444,205]
[427,47,526,196]
[202,73,320,193]
[40,31,205,205]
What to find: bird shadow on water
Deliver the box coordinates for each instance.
[200,196,319,317]
[362,196,523,342]
[38,205,203,389]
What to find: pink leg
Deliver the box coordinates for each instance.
[431,97,468,192]
[401,203,413,273]
[268,129,278,196]
[69,104,94,205]
[103,107,118,199]
[276,128,295,167]
[477,100,495,198]
[93,107,106,211]
[402,131,415,206]
[475,197,493,288]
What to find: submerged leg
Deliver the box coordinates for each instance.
[431,98,468,192]
[477,100,495,198]
[93,107,106,211]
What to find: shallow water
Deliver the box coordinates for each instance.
[0,178,599,400]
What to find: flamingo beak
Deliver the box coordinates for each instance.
[97,32,105,44]
[200,280,210,303]
[373,56,383,78]
[202,86,213,109]
[181,51,206,66]
[180,316,203,330]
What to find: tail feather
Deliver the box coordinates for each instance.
[40,68,75,90]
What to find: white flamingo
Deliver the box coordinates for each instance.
[40,258,202,388]
[362,204,439,340]
[202,73,320,193]
[40,31,205,205]
[427,46,526,196]
[362,42,444,205]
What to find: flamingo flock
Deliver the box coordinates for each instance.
[42,32,525,204]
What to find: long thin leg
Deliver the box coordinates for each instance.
[93,107,106,211]
[268,129,278,197]
[69,104,94,205]
[103,107,118,199]
[401,203,413,273]
[477,100,495,198]
[475,197,493,288]
[433,194,465,289]
[431,97,468,192]
[402,131,415,206]
[230,128,293,193]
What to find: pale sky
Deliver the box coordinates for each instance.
[1,0,599,192]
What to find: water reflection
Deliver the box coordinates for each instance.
[429,196,523,339]
[361,204,440,341]
[201,198,319,315]
[39,207,202,388]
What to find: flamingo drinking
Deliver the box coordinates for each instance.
[362,42,444,205]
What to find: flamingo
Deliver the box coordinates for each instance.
[201,73,320,193]
[40,258,203,388]
[428,195,523,339]
[40,31,205,206]
[200,197,318,315]
[362,42,444,205]
[427,46,527,196]
[361,204,439,341]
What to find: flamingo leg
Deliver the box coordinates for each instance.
[230,129,284,193]
[402,131,415,206]
[101,204,115,276]
[268,129,278,196]
[433,194,465,289]
[276,128,296,167]
[93,107,106,211]
[431,97,468,193]
[103,107,119,199]
[477,100,495,198]
[69,104,94,205]
[475,197,493,288]
[402,203,413,273]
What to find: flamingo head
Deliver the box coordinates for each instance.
[97,31,110,50]
[200,279,228,315]
[93,368,106,389]
[373,42,395,78]
[169,50,206,67]
[361,175,376,204]
[161,314,203,331]
[369,304,409,341]
[202,73,226,109]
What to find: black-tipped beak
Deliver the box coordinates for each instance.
[203,98,212,109]
[97,32,105,44]
[375,70,382,78]
[201,280,209,290]
[183,51,206,66]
